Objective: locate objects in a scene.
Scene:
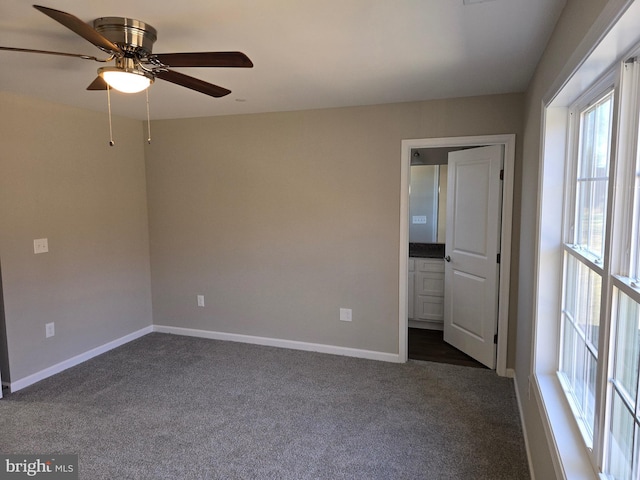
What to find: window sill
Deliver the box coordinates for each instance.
[533,373,598,479]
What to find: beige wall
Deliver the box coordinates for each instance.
[0,92,153,382]
[0,90,524,383]
[516,0,609,478]
[145,94,523,356]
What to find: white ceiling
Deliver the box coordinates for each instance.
[0,0,566,120]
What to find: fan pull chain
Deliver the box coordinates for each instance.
[107,86,115,147]
[145,88,152,144]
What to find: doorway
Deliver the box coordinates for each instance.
[399,134,515,376]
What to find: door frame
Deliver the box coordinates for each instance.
[399,134,516,377]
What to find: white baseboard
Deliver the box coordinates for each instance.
[153,325,401,363]
[7,324,401,392]
[9,325,153,393]
[513,374,536,480]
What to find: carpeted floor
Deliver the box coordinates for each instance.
[0,333,530,479]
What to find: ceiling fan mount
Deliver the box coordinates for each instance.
[92,17,160,93]
[93,16,158,58]
[0,5,253,98]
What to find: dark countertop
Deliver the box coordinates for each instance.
[409,243,445,259]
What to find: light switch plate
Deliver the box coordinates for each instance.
[412,216,427,225]
[339,308,352,322]
[197,295,205,307]
[34,238,49,254]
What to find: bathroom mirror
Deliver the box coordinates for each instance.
[409,147,450,244]
[409,164,447,243]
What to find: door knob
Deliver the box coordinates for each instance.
[445,255,451,262]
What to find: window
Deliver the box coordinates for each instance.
[560,254,603,441]
[533,3,640,479]
[574,92,613,262]
[554,60,640,479]
[559,88,614,445]
[608,289,640,478]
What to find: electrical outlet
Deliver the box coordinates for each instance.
[197,295,205,307]
[45,322,55,338]
[339,308,352,322]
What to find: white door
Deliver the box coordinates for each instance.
[443,145,503,369]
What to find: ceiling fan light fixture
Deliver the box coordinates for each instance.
[98,67,153,93]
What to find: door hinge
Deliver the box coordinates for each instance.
[499,169,504,180]
[497,253,501,264]
[494,334,498,344]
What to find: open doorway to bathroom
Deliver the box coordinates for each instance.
[406,145,488,369]
[399,135,515,376]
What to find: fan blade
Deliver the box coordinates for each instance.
[156,70,231,97]
[87,76,108,90]
[152,51,253,68]
[33,5,123,55]
[0,46,108,62]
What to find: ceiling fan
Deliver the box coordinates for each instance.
[0,5,253,97]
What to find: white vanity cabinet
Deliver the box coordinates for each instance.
[409,257,445,328]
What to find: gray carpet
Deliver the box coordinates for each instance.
[0,333,530,479]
